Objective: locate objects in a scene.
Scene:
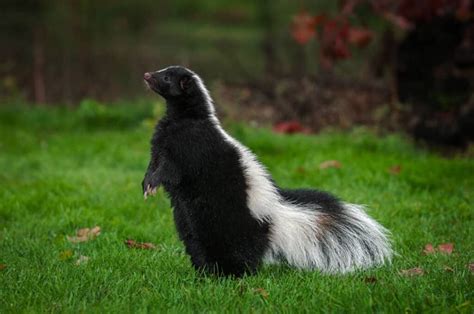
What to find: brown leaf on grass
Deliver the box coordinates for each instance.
[125,239,156,250]
[443,265,454,273]
[75,255,90,265]
[273,121,311,134]
[67,226,101,243]
[438,243,454,255]
[59,249,74,261]
[0,264,6,270]
[253,288,269,299]
[422,243,454,255]
[423,243,436,255]
[468,263,474,273]
[400,267,424,277]
[364,276,377,284]
[295,166,306,174]
[388,165,402,175]
[319,160,342,169]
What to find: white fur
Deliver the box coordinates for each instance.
[189,70,392,273]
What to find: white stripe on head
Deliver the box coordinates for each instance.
[191,73,216,116]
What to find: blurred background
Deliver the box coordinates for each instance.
[1,0,473,147]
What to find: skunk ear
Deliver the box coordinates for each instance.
[179,75,193,91]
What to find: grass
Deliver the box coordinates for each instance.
[0,103,472,313]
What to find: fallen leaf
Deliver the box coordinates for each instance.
[456,301,472,311]
[400,267,424,277]
[253,287,269,299]
[125,239,156,250]
[67,226,101,243]
[273,121,311,134]
[388,165,401,175]
[364,276,377,284]
[59,249,74,261]
[423,243,436,255]
[438,243,453,254]
[295,166,306,174]
[319,160,342,169]
[468,263,474,273]
[0,264,6,270]
[443,265,454,272]
[75,255,90,265]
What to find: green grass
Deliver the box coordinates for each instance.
[0,104,472,313]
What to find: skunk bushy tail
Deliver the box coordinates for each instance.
[214,125,392,273]
[268,189,392,273]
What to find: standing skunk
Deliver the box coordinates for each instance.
[142,66,392,277]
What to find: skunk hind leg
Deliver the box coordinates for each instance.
[172,200,261,277]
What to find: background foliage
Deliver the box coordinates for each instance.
[1,0,473,147]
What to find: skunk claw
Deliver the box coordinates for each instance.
[144,184,158,199]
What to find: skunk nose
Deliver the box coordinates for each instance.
[144,72,152,80]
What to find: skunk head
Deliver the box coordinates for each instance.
[144,66,202,101]
[144,66,214,118]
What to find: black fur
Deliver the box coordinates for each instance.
[279,188,343,214]
[143,66,269,276]
[141,66,389,277]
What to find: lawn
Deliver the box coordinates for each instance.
[0,103,472,313]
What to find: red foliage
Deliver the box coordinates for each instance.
[372,0,470,24]
[292,13,374,68]
[456,0,472,20]
[291,0,471,67]
[320,19,351,68]
[397,0,469,23]
[291,12,319,45]
[348,27,374,47]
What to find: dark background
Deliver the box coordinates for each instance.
[1,0,473,147]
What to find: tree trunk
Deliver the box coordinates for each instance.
[33,27,46,104]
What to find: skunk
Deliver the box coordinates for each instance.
[142,66,392,277]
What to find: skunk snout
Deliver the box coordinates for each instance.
[144,72,160,94]
[144,72,157,85]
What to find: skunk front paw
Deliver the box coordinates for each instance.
[142,172,161,200]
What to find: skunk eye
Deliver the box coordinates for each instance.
[163,76,170,82]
